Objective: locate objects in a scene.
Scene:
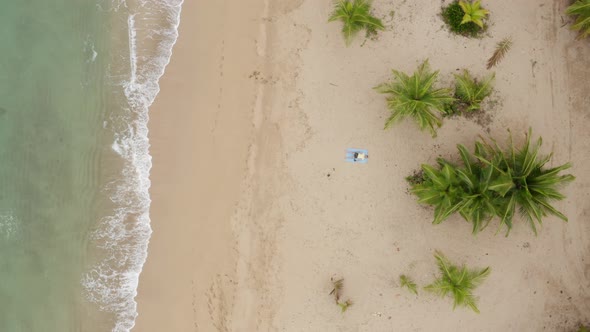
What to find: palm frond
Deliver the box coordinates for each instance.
[455,154,503,233]
[330,277,353,312]
[487,37,513,69]
[566,0,590,39]
[400,275,418,295]
[411,162,465,224]
[330,277,344,302]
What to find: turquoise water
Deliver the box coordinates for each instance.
[0,0,182,331]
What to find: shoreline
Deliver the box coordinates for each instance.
[87,1,184,330]
[133,0,267,330]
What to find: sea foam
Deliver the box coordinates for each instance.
[82,0,184,331]
[0,210,18,240]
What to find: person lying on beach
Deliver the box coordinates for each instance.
[353,152,368,161]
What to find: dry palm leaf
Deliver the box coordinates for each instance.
[329,277,344,302]
[487,37,513,69]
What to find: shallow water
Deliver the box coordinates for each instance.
[0,0,182,331]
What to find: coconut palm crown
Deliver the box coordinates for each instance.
[328,0,385,45]
[565,0,590,39]
[412,161,464,225]
[454,145,503,233]
[425,251,490,313]
[375,60,454,137]
[474,130,575,235]
[411,130,574,235]
[458,0,489,28]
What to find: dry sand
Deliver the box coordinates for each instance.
[135,0,590,331]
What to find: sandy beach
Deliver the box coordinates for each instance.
[135,0,590,331]
[132,0,265,330]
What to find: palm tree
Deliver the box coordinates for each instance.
[410,147,502,234]
[454,70,494,112]
[411,161,464,224]
[425,251,490,313]
[410,147,501,234]
[458,0,489,28]
[375,60,454,137]
[454,145,502,234]
[474,130,575,235]
[410,130,574,235]
[566,0,590,39]
[328,0,385,45]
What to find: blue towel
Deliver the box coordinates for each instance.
[345,148,369,163]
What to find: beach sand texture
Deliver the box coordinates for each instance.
[135,0,590,331]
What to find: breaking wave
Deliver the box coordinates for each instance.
[82,0,184,331]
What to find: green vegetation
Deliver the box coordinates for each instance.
[411,129,574,235]
[328,0,385,45]
[442,1,486,37]
[452,145,500,233]
[478,130,575,234]
[399,275,418,295]
[321,0,580,318]
[450,70,494,113]
[375,60,454,137]
[579,326,589,332]
[487,37,513,69]
[412,161,464,225]
[337,299,353,312]
[425,251,490,313]
[329,277,353,313]
[458,0,489,28]
[566,0,590,39]
[444,70,494,116]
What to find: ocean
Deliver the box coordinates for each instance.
[0,0,182,331]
